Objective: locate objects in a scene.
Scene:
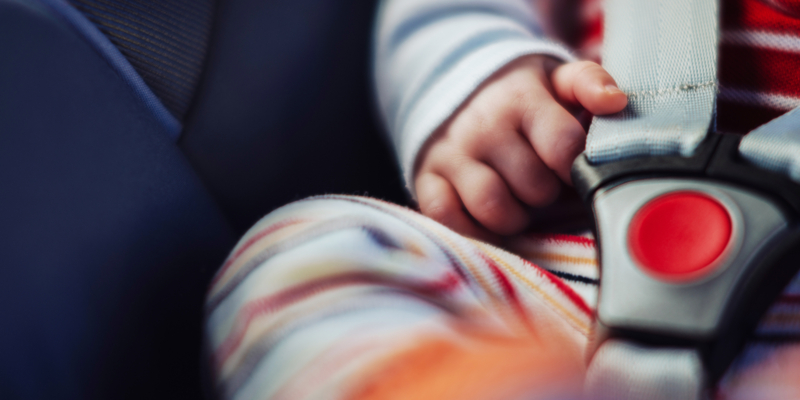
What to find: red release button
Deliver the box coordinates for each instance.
[628,192,732,280]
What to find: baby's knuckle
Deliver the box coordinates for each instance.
[425,201,455,225]
[447,152,476,170]
[451,128,500,158]
[513,152,539,172]
[580,62,609,83]
[452,112,489,140]
[574,60,598,74]
[473,191,506,222]
[474,111,503,136]
[558,128,586,158]
[508,85,534,105]
[522,100,550,128]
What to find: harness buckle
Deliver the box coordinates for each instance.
[573,133,800,390]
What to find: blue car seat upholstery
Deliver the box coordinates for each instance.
[179,0,406,231]
[0,0,405,398]
[68,0,216,122]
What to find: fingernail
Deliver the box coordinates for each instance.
[605,84,624,95]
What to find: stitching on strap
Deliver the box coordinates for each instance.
[625,80,718,98]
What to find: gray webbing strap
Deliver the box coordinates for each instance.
[588,0,800,177]
[585,0,719,164]
[586,341,705,400]
[740,107,800,182]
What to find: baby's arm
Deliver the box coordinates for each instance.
[415,56,626,239]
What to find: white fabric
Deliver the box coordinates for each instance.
[585,0,719,164]
[373,0,576,195]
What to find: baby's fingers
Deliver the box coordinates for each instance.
[551,61,627,115]
[416,172,498,242]
[522,101,587,184]
[446,161,529,235]
[449,160,528,235]
[482,130,561,207]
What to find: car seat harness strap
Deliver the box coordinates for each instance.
[577,0,800,398]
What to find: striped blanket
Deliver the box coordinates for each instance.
[205,195,800,400]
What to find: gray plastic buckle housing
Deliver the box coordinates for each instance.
[594,178,787,336]
[574,134,800,382]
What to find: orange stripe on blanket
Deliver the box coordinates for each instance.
[522,233,596,247]
[519,251,598,266]
[346,333,583,400]
[481,254,531,330]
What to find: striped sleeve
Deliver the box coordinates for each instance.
[372,0,576,194]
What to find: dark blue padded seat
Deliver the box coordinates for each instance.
[0,0,405,398]
[68,0,215,121]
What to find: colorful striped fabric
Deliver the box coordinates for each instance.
[205,195,800,399]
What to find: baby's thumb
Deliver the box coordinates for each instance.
[551,61,627,115]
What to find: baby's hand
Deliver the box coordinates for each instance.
[414,55,627,240]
